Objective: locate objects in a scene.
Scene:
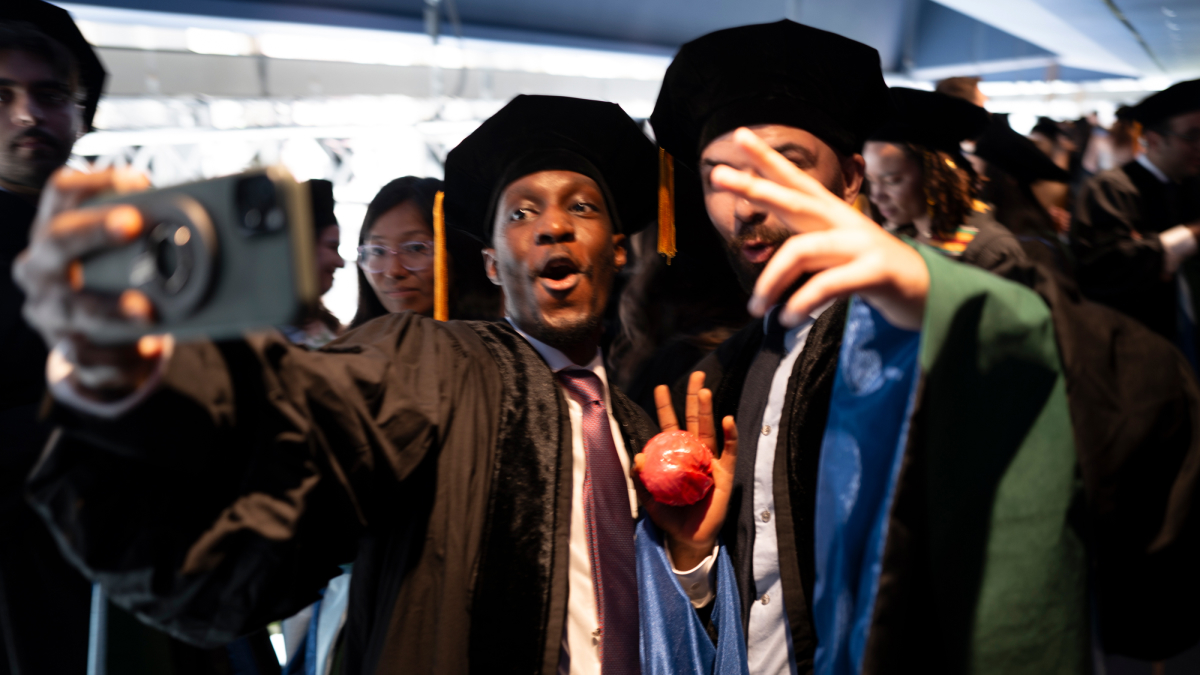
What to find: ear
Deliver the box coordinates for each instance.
[612,233,627,272]
[483,248,502,286]
[840,153,867,203]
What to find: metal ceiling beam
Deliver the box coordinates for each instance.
[930,0,1141,76]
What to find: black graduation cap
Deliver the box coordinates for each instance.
[975,114,1069,185]
[1132,78,1200,129]
[307,179,337,230]
[650,19,892,167]
[2,0,106,131]
[442,95,658,245]
[868,87,990,156]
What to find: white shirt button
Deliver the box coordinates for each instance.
[761,593,770,605]
[762,424,771,435]
[761,510,771,523]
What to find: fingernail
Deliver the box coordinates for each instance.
[747,297,764,316]
[105,206,142,240]
[137,335,163,359]
[113,168,149,194]
[119,289,153,321]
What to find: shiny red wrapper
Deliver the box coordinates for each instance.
[640,430,714,506]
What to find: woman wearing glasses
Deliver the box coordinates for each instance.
[281,177,503,673]
[351,176,501,327]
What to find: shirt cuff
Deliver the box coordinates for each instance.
[1160,225,1197,274]
[46,339,171,419]
[667,544,719,608]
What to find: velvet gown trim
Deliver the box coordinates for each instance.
[466,320,656,675]
[683,300,847,672]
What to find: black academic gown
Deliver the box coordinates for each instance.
[27,315,657,675]
[671,220,1025,672]
[1072,159,1200,344]
[0,189,92,675]
[677,223,1200,672]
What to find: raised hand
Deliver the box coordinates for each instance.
[634,371,738,570]
[709,127,930,330]
[13,167,168,398]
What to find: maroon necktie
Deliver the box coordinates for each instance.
[558,370,640,675]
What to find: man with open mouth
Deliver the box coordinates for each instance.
[651,19,1200,675]
[16,94,740,675]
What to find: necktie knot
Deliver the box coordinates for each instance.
[558,369,606,407]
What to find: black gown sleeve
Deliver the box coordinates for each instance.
[1024,263,1200,658]
[27,313,491,648]
[1071,172,1168,304]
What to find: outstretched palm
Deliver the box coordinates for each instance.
[634,371,738,570]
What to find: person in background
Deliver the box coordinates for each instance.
[1072,79,1200,364]
[863,87,1026,275]
[349,176,500,328]
[279,177,501,673]
[1030,116,1074,169]
[1,5,281,674]
[0,7,102,674]
[1111,105,1143,167]
[934,75,986,108]
[282,179,345,349]
[610,160,751,415]
[973,113,1075,272]
[1028,116,1076,224]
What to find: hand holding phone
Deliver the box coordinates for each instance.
[15,168,159,395]
[14,166,317,398]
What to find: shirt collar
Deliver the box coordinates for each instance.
[505,317,605,375]
[762,299,834,336]
[1137,154,1171,184]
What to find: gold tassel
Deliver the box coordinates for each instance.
[657,147,676,264]
[853,193,872,216]
[433,190,449,322]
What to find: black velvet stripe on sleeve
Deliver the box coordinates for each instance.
[775,299,847,674]
[466,321,572,675]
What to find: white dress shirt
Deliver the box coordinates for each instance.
[746,307,826,675]
[673,304,830,675]
[505,319,637,675]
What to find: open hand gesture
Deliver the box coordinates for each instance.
[634,371,737,570]
[710,128,930,330]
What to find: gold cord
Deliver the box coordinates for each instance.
[433,190,449,322]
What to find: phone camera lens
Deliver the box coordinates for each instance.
[237,175,278,235]
[147,223,193,294]
[265,207,285,231]
[156,236,179,279]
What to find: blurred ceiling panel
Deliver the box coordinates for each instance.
[56,0,1199,81]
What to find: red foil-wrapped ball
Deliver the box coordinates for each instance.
[640,430,715,506]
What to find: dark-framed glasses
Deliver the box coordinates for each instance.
[356,241,434,273]
[1164,130,1200,146]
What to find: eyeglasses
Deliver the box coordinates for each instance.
[1164,130,1200,147]
[356,241,434,273]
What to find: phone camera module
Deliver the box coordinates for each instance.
[237,175,280,235]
